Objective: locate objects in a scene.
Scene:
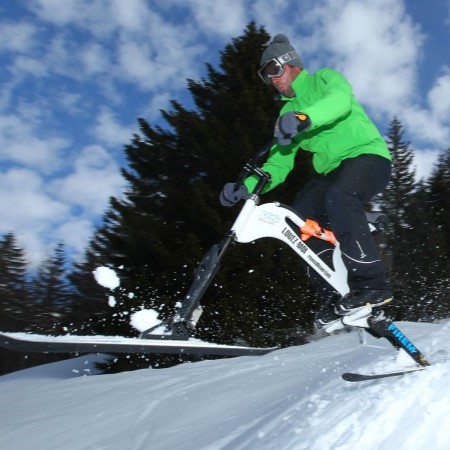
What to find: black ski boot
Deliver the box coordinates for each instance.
[335,289,393,315]
[315,294,342,329]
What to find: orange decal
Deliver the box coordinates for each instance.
[300,219,337,245]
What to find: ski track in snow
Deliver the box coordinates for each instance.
[0,321,449,450]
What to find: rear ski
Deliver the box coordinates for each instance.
[0,332,277,356]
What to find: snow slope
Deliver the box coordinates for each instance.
[1,321,449,450]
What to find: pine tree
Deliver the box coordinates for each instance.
[66,230,118,336]
[379,120,450,321]
[428,149,450,249]
[0,232,30,331]
[421,148,450,319]
[0,233,33,375]
[378,118,419,319]
[0,236,78,375]
[380,118,417,233]
[31,242,74,333]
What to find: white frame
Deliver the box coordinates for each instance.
[231,196,350,296]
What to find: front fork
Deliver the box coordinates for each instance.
[141,232,237,339]
[172,232,236,329]
[145,232,235,339]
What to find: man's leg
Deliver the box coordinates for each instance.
[324,155,392,313]
[291,177,342,325]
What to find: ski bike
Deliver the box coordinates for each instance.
[0,142,431,379]
[145,140,430,369]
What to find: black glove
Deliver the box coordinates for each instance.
[274,112,311,145]
[219,183,248,207]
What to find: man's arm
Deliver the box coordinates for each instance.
[299,68,353,130]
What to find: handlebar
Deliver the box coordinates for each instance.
[235,140,273,196]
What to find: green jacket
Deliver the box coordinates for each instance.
[245,68,391,193]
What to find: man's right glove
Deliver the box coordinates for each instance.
[219,183,248,207]
[274,111,311,145]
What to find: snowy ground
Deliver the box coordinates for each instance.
[1,321,449,450]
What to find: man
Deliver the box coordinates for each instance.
[220,34,392,328]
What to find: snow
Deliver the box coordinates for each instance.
[92,266,120,290]
[108,295,117,307]
[1,321,450,450]
[92,266,161,332]
[130,309,161,332]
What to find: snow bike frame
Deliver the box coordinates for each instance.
[143,141,387,338]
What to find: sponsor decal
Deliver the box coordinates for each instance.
[259,211,281,224]
[387,323,418,353]
[281,226,299,245]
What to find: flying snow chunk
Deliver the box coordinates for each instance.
[130,309,161,332]
[93,267,120,290]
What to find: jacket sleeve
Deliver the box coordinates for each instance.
[299,69,353,130]
[244,142,298,193]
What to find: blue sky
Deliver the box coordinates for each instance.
[0,0,449,267]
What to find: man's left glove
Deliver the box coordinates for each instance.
[219,183,249,207]
[274,112,311,145]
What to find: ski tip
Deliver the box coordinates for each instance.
[342,372,366,382]
[342,365,427,382]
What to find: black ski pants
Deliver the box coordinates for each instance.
[292,154,391,299]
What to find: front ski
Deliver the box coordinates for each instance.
[0,332,277,357]
[342,365,427,382]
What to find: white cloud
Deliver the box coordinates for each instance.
[114,24,204,92]
[56,91,84,116]
[144,92,172,122]
[8,31,81,81]
[401,106,449,145]
[28,0,92,26]
[92,108,136,148]
[79,41,111,76]
[0,146,125,265]
[53,217,95,260]
[109,0,151,32]
[187,0,248,37]
[29,0,152,37]
[21,0,206,96]
[0,21,38,53]
[0,168,71,265]
[11,55,48,78]
[428,67,450,118]
[413,149,440,182]
[397,67,450,145]
[0,114,70,173]
[301,0,423,111]
[116,39,161,90]
[49,144,126,216]
[0,168,68,228]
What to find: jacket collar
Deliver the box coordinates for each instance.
[281,68,309,101]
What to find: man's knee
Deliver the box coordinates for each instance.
[324,185,361,233]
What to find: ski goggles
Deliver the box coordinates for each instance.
[257,51,300,84]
